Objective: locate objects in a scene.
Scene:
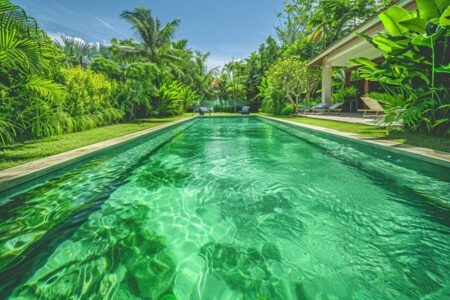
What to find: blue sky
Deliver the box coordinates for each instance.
[14,0,284,68]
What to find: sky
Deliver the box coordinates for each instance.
[14,0,284,68]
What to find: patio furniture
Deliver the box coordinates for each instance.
[241,106,250,115]
[326,102,343,114]
[199,107,208,116]
[310,102,344,114]
[359,97,384,118]
[300,103,327,114]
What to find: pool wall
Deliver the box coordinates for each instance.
[259,115,450,168]
[0,116,196,192]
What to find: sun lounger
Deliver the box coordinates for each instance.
[358,97,384,118]
[310,102,344,114]
[326,102,343,113]
[199,107,208,116]
[301,103,327,114]
[241,106,250,115]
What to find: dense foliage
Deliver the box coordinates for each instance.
[0,1,216,145]
[1,0,449,146]
[215,0,387,115]
[352,0,450,134]
[225,0,449,136]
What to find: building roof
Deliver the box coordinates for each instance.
[308,0,416,67]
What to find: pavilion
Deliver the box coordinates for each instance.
[308,0,416,107]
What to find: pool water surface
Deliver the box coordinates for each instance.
[0,117,449,299]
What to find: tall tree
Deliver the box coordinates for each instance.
[120,7,181,67]
[267,56,321,113]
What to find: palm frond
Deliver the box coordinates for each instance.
[23,75,66,101]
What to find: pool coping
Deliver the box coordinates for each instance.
[0,116,197,192]
[259,115,450,168]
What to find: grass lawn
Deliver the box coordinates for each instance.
[270,115,450,153]
[1,113,448,171]
[0,114,192,171]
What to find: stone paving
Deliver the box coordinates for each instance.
[297,112,402,127]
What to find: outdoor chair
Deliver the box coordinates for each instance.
[300,103,327,114]
[309,102,344,114]
[326,102,343,114]
[359,97,384,118]
[241,106,250,115]
[199,107,208,116]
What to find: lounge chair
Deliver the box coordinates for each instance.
[199,107,208,116]
[326,102,343,113]
[300,103,327,114]
[311,102,344,114]
[241,106,250,115]
[359,97,384,118]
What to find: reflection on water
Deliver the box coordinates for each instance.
[1,117,449,299]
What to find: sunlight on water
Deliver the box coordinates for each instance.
[1,117,449,299]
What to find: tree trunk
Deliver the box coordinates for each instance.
[287,94,297,114]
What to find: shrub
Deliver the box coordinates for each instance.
[280,103,294,115]
[91,57,122,80]
[332,86,359,103]
[61,68,123,130]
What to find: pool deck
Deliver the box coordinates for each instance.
[296,112,402,127]
[0,115,448,192]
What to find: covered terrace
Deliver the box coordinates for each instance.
[305,0,416,125]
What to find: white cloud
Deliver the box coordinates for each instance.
[207,56,229,70]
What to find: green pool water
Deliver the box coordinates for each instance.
[0,117,449,299]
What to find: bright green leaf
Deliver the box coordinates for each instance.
[399,18,428,33]
[416,0,441,19]
[379,6,411,36]
[434,0,450,14]
[439,5,450,26]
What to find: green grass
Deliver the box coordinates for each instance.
[0,114,192,171]
[269,115,450,153]
[2,113,448,171]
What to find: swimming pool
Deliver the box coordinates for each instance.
[0,117,449,299]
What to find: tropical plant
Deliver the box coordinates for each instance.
[351,0,450,134]
[61,67,123,129]
[56,35,110,68]
[91,57,122,80]
[120,7,181,68]
[120,62,159,118]
[0,0,216,146]
[277,0,386,58]
[266,56,321,113]
[333,86,360,103]
[0,0,67,144]
[0,0,64,95]
[258,77,285,115]
[156,81,185,116]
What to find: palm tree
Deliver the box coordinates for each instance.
[120,7,181,67]
[56,35,110,68]
[223,60,246,112]
[0,0,65,144]
[0,0,63,98]
[0,0,52,74]
[56,35,90,67]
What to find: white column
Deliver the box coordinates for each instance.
[321,57,332,106]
